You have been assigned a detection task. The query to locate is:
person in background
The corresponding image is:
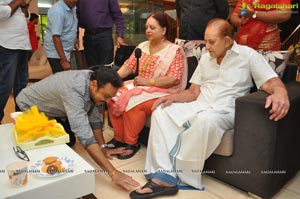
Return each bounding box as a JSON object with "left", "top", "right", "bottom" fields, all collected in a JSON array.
[
  {"left": 129, "top": 18, "right": 289, "bottom": 199},
  {"left": 0, "top": 0, "right": 32, "bottom": 123},
  {"left": 230, "top": 0, "right": 291, "bottom": 50},
  {"left": 16, "top": 67, "right": 140, "bottom": 191},
  {"left": 279, "top": 0, "right": 300, "bottom": 44},
  {"left": 77, "top": 0, "right": 127, "bottom": 67},
  {"left": 107, "top": 13, "right": 188, "bottom": 160},
  {"left": 43, "top": 0, "right": 78, "bottom": 73},
  {"left": 27, "top": 12, "right": 39, "bottom": 61},
  {"left": 176, "top": 0, "right": 229, "bottom": 40}
]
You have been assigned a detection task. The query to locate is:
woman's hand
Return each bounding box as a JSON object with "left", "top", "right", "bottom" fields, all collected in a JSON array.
[
  {"left": 240, "top": 15, "right": 250, "bottom": 26},
  {"left": 133, "top": 76, "right": 149, "bottom": 86},
  {"left": 111, "top": 171, "right": 140, "bottom": 191}
]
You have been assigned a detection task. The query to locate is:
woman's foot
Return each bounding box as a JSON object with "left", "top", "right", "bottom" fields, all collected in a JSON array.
[
  {"left": 106, "top": 138, "right": 124, "bottom": 149},
  {"left": 117, "top": 143, "right": 140, "bottom": 160}
]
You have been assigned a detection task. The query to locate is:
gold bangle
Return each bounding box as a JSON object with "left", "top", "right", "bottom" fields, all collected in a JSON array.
[{"left": 149, "top": 78, "right": 155, "bottom": 86}]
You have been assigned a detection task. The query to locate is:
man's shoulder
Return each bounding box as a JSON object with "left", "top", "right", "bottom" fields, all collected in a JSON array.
[
  {"left": 237, "top": 44, "right": 255, "bottom": 52},
  {"left": 200, "top": 51, "right": 211, "bottom": 60},
  {"left": 48, "top": 2, "right": 67, "bottom": 15},
  {"left": 41, "top": 71, "right": 90, "bottom": 93},
  {"left": 233, "top": 43, "right": 258, "bottom": 58}
]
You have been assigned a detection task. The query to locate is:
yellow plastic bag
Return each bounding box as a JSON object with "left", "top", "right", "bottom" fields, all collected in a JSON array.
[{"left": 15, "top": 105, "right": 67, "bottom": 142}]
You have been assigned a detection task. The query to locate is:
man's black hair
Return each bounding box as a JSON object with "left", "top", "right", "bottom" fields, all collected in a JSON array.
[{"left": 90, "top": 66, "right": 123, "bottom": 89}]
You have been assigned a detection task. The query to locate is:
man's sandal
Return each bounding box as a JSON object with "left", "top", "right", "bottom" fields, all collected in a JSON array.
[
  {"left": 117, "top": 143, "right": 140, "bottom": 160},
  {"left": 129, "top": 179, "right": 178, "bottom": 199}
]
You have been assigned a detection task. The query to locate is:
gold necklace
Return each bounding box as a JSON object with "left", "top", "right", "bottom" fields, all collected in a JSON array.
[{"left": 141, "top": 55, "right": 152, "bottom": 77}]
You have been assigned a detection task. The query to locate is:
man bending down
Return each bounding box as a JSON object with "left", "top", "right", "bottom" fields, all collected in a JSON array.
[{"left": 16, "top": 67, "right": 140, "bottom": 191}]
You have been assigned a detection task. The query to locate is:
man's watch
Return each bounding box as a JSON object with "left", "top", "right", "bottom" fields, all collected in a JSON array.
[
  {"left": 101, "top": 144, "right": 108, "bottom": 148},
  {"left": 252, "top": 11, "right": 257, "bottom": 19}
]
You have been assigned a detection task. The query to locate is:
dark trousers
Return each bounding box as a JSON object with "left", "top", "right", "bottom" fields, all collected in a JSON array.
[
  {"left": 55, "top": 117, "right": 76, "bottom": 147},
  {"left": 48, "top": 58, "right": 63, "bottom": 74},
  {"left": 0, "top": 46, "right": 28, "bottom": 122},
  {"left": 83, "top": 28, "right": 114, "bottom": 67}
]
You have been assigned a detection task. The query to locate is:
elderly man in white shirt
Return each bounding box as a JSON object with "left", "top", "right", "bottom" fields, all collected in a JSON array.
[
  {"left": 129, "top": 18, "right": 290, "bottom": 199},
  {"left": 0, "top": 0, "right": 32, "bottom": 123}
]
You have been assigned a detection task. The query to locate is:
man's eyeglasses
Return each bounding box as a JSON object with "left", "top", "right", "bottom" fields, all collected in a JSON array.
[{"left": 13, "top": 146, "right": 30, "bottom": 161}]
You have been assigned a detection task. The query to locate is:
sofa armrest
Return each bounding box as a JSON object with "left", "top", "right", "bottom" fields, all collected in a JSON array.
[
  {"left": 234, "top": 81, "right": 300, "bottom": 169},
  {"left": 232, "top": 81, "right": 300, "bottom": 197}
]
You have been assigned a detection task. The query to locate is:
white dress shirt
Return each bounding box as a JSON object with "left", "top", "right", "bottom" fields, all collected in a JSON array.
[{"left": 190, "top": 41, "right": 277, "bottom": 113}]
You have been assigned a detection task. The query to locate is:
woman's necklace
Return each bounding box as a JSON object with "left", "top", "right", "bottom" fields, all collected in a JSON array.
[
  {"left": 141, "top": 40, "right": 168, "bottom": 77},
  {"left": 141, "top": 54, "right": 152, "bottom": 77}
]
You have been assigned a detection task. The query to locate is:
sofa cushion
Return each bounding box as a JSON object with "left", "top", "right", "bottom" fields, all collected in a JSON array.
[
  {"left": 258, "top": 50, "right": 293, "bottom": 78},
  {"left": 175, "top": 38, "right": 207, "bottom": 88},
  {"left": 175, "top": 38, "right": 207, "bottom": 60},
  {"left": 213, "top": 129, "right": 234, "bottom": 156}
]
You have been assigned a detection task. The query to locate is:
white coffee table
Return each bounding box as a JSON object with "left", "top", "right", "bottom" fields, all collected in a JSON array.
[{"left": 0, "top": 123, "right": 95, "bottom": 199}]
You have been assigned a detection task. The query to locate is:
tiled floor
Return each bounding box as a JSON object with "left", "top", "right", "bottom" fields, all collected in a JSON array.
[{"left": 2, "top": 95, "right": 300, "bottom": 199}]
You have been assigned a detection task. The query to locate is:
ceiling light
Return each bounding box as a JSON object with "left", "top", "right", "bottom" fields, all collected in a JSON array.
[{"left": 38, "top": 3, "right": 52, "bottom": 8}]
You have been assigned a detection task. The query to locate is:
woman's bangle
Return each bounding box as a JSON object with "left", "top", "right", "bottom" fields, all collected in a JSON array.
[{"left": 149, "top": 78, "right": 155, "bottom": 86}]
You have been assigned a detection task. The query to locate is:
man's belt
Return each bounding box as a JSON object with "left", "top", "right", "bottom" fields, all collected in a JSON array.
[{"left": 85, "top": 27, "right": 112, "bottom": 34}]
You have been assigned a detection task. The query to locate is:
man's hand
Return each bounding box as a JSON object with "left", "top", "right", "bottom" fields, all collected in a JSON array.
[
  {"left": 103, "top": 147, "right": 125, "bottom": 160},
  {"left": 75, "top": 39, "right": 80, "bottom": 50},
  {"left": 116, "top": 37, "right": 126, "bottom": 48},
  {"left": 60, "top": 58, "right": 71, "bottom": 71},
  {"left": 265, "top": 87, "right": 290, "bottom": 121},
  {"left": 151, "top": 95, "right": 175, "bottom": 111},
  {"left": 111, "top": 170, "right": 140, "bottom": 191}
]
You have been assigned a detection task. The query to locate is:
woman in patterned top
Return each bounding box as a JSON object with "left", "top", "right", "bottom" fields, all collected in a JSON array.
[{"left": 107, "top": 13, "right": 188, "bottom": 160}]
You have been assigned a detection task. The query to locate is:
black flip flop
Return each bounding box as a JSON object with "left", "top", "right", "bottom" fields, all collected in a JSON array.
[
  {"left": 117, "top": 143, "right": 140, "bottom": 160},
  {"left": 106, "top": 138, "right": 124, "bottom": 149},
  {"left": 129, "top": 180, "right": 178, "bottom": 199}
]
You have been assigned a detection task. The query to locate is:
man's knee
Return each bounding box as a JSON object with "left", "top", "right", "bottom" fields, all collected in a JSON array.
[{"left": 151, "top": 106, "right": 165, "bottom": 120}]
